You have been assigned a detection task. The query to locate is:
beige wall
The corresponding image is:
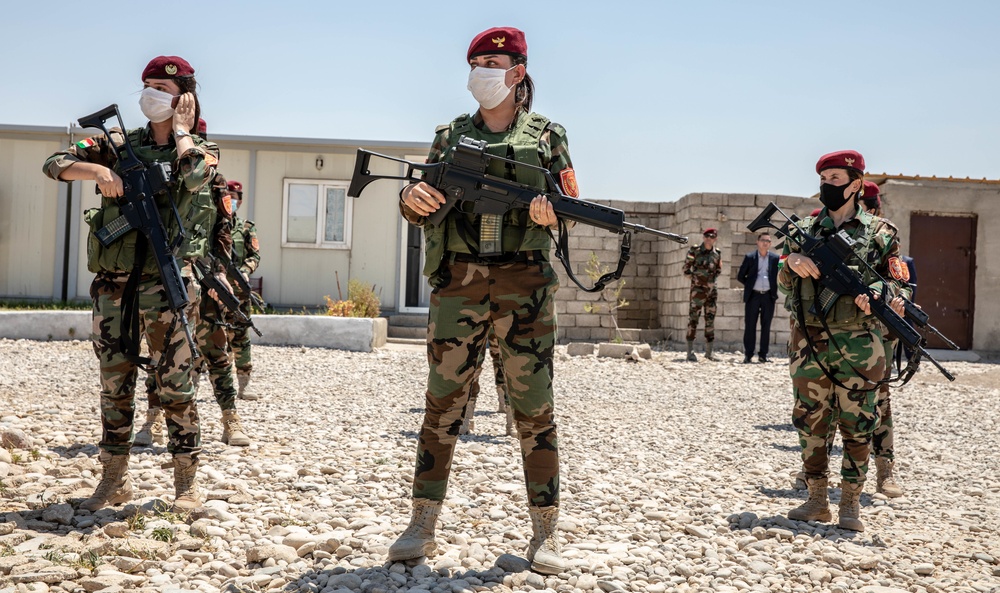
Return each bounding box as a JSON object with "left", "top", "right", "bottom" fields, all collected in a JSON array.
[
  {"left": 0, "top": 133, "right": 63, "bottom": 298},
  {"left": 880, "top": 178, "right": 1000, "bottom": 350}
]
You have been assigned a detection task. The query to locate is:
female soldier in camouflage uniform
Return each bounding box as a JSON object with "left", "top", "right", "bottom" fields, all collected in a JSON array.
[
  {"left": 42, "top": 56, "right": 220, "bottom": 512},
  {"left": 780, "top": 151, "right": 910, "bottom": 531},
  {"left": 389, "top": 26, "right": 573, "bottom": 575}
]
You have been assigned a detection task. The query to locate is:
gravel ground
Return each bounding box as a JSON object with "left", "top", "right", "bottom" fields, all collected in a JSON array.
[{"left": 0, "top": 338, "right": 998, "bottom": 593}]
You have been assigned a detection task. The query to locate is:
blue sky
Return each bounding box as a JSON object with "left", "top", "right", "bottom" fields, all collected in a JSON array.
[{"left": 4, "top": 1, "right": 998, "bottom": 201}]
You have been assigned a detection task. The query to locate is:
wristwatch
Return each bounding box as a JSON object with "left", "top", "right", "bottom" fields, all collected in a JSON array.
[{"left": 174, "top": 129, "right": 190, "bottom": 138}]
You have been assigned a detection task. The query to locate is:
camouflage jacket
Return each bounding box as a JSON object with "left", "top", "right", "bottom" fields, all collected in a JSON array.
[
  {"left": 778, "top": 206, "right": 912, "bottom": 328},
  {"left": 683, "top": 244, "right": 722, "bottom": 286},
  {"left": 230, "top": 215, "right": 260, "bottom": 276}
]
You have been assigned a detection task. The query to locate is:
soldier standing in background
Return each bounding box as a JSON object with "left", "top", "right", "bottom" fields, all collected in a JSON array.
[
  {"left": 226, "top": 181, "right": 262, "bottom": 401},
  {"left": 683, "top": 228, "right": 722, "bottom": 361},
  {"left": 42, "top": 56, "right": 217, "bottom": 512}
]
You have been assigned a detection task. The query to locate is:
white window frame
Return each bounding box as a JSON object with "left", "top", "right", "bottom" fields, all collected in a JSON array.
[{"left": 281, "top": 178, "right": 353, "bottom": 249}]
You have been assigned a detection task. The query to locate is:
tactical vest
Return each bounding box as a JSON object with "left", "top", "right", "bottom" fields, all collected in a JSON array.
[
  {"left": 231, "top": 216, "right": 250, "bottom": 267},
  {"left": 83, "top": 128, "right": 216, "bottom": 275},
  {"left": 422, "top": 112, "right": 553, "bottom": 280},
  {"left": 794, "top": 212, "right": 882, "bottom": 328}
]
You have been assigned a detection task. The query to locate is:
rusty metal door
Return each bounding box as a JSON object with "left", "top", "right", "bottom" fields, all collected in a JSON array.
[{"left": 909, "top": 214, "right": 976, "bottom": 349}]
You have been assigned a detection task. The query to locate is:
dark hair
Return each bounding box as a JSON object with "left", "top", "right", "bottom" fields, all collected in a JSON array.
[
  {"left": 512, "top": 55, "right": 533, "bottom": 113},
  {"left": 175, "top": 76, "right": 201, "bottom": 134},
  {"left": 757, "top": 232, "right": 771, "bottom": 240}
]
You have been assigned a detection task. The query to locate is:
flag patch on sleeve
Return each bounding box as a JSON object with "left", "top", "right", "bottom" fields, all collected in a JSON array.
[{"left": 75, "top": 137, "right": 97, "bottom": 150}]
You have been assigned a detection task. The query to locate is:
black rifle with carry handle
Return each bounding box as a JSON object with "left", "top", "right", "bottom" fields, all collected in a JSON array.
[
  {"left": 225, "top": 252, "right": 267, "bottom": 312},
  {"left": 748, "top": 202, "right": 956, "bottom": 385},
  {"left": 193, "top": 258, "right": 263, "bottom": 337},
  {"left": 78, "top": 104, "right": 198, "bottom": 365},
  {"left": 347, "top": 136, "right": 688, "bottom": 292}
]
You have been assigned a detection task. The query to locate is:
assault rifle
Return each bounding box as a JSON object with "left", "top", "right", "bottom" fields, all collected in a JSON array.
[
  {"left": 194, "top": 259, "right": 263, "bottom": 337},
  {"left": 748, "top": 202, "right": 955, "bottom": 384},
  {"left": 78, "top": 104, "right": 198, "bottom": 363},
  {"left": 226, "top": 254, "right": 267, "bottom": 312},
  {"left": 347, "top": 136, "right": 688, "bottom": 292}
]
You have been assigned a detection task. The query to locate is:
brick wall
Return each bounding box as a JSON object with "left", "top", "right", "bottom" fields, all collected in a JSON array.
[{"left": 553, "top": 193, "right": 821, "bottom": 352}]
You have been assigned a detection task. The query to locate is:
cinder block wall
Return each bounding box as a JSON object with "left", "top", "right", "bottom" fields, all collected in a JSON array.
[{"left": 554, "top": 193, "right": 820, "bottom": 352}]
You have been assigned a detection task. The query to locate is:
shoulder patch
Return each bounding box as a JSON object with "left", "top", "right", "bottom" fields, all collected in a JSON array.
[
  {"left": 222, "top": 195, "right": 233, "bottom": 217},
  {"left": 75, "top": 137, "right": 97, "bottom": 150},
  {"left": 204, "top": 153, "right": 219, "bottom": 167},
  {"left": 888, "top": 256, "right": 910, "bottom": 282},
  {"left": 250, "top": 237, "right": 259, "bottom": 251},
  {"left": 559, "top": 168, "right": 580, "bottom": 198}
]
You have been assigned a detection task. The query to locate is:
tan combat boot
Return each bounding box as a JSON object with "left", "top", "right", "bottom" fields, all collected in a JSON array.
[
  {"left": 133, "top": 408, "right": 165, "bottom": 447},
  {"left": 875, "top": 457, "right": 903, "bottom": 498},
  {"left": 792, "top": 470, "right": 808, "bottom": 490},
  {"left": 387, "top": 498, "right": 442, "bottom": 561},
  {"left": 497, "top": 389, "right": 508, "bottom": 414},
  {"left": 788, "top": 476, "right": 832, "bottom": 522},
  {"left": 80, "top": 452, "right": 133, "bottom": 512},
  {"left": 686, "top": 340, "right": 697, "bottom": 362},
  {"left": 237, "top": 373, "right": 260, "bottom": 400},
  {"left": 527, "top": 505, "right": 565, "bottom": 575},
  {"left": 170, "top": 455, "right": 202, "bottom": 512},
  {"left": 221, "top": 409, "right": 251, "bottom": 446},
  {"left": 705, "top": 342, "right": 719, "bottom": 361},
  {"left": 838, "top": 481, "right": 865, "bottom": 531}
]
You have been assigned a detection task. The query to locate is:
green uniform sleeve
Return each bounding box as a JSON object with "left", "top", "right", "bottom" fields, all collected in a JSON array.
[
  {"left": 240, "top": 221, "right": 261, "bottom": 275},
  {"left": 682, "top": 247, "right": 695, "bottom": 276},
  {"left": 398, "top": 126, "right": 451, "bottom": 227},
  {"left": 176, "top": 140, "right": 220, "bottom": 194},
  {"left": 541, "top": 122, "right": 573, "bottom": 179},
  {"left": 42, "top": 129, "right": 125, "bottom": 180}
]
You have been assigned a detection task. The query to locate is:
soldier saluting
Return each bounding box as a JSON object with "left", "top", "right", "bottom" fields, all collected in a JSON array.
[{"left": 42, "top": 56, "right": 221, "bottom": 512}]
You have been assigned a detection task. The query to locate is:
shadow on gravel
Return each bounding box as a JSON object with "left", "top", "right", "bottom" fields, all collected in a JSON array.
[
  {"left": 397, "top": 429, "right": 508, "bottom": 445},
  {"left": 753, "top": 423, "right": 796, "bottom": 432},
  {"left": 277, "top": 555, "right": 534, "bottom": 592}
]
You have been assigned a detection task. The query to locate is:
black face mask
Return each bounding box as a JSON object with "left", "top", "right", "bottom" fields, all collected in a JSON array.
[{"left": 819, "top": 181, "right": 855, "bottom": 211}]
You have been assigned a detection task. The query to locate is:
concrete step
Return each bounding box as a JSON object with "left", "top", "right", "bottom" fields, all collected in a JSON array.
[
  {"left": 388, "top": 325, "right": 427, "bottom": 340},
  {"left": 386, "top": 314, "right": 428, "bottom": 328}
]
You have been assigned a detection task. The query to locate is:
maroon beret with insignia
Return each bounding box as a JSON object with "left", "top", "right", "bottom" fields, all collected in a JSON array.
[
  {"left": 810, "top": 208, "right": 823, "bottom": 217},
  {"left": 703, "top": 228, "right": 718, "bottom": 237},
  {"left": 227, "top": 180, "right": 243, "bottom": 194},
  {"left": 467, "top": 27, "right": 527, "bottom": 62},
  {"left": 196, "top": 118, "right": 207, "bottom": 135},
  {"left": 815, "top": 150, "right": 865, "bottom": 174},
  {"left": 142, "top": 56, "right": 195, "bottom": 81}
]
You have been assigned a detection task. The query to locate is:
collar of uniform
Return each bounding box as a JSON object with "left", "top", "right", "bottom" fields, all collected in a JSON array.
[
  {"left": 472, "top": 109, "right": 524, "bottom": 133},
  {"left": 141, "top": 123, "right": 177, "bottom": 149}
]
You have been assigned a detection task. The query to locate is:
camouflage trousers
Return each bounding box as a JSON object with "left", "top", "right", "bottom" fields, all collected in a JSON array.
[
  {"left": 467, "top": 327, "right": 508, "bottom": 411},
  {"left": 90, "top": 273, "right": 202, "bottom": 457},
  {"left": 823, "top": 339, "right": 896, "bottom": 461},
  {"left": 414, "top": 259, "right": 559, "bottom": 506},
  {"left": 790, "top": 322, "right": 885, "bottom": 484},
  {"left": 686, "top": 283, "right": 718, "bottom": 342},
  {"left": 225, "top": 298, "right": 253, "bottom": 375},
  {"left": 146, "top": 295, "right": 237, "bottom": 411}
]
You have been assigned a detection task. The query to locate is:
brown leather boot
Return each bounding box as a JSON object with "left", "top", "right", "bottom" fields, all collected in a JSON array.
[
  {"left": 221, "top": 409, "right": 251, "bottom": 446},
  {"left": 80, "top": 452, "right": 133, "bottom": 512},
  {"left": 388, "top": 498, "right": 442, "bottom": 561},
  {"left": 527, "top": 505, "right": 565, "bottom": 575},
  {"left": 133, "top": 408, "right": 165, "bottom": 447},
  {"left": 170, "top": 455, "right": 202, "bottom": 512},
  {"left": 788, "top": 476, "right": 832, "bottom": 522},
  {"left": 838, "top": 481, "right": 865, "bottom": 531},
  {"left": 875, "top": 457, "right": 903, "bottom": 498}
]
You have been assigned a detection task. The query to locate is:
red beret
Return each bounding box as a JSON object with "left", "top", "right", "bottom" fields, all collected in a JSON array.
[
  {"left": 467, "top": 27, "right": 527, "bottom": 62},
  {"left": 196, "top": 118, "right": 207, "bottom": 135},
  {"left": 703, "top": 228, "right": 718, "bottom": 237},
  {"left": 227, "top": 181, "right": 243, "bottom": 194},
  {"left": 816, "top": 150, "right": 865, "bottom": 174},
  {"left": 142, "top": 56, "right": 195, "bottom": 81},
  {"left": 862, "top": 180, "right": 880, "bottom": 198},
  {"left": 810, "top": 208, "right": 823, "bottom": 217}
]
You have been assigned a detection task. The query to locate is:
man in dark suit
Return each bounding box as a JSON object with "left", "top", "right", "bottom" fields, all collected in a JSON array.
[{"left": 737, "top": 232, "right": 780, "bottom": 363}]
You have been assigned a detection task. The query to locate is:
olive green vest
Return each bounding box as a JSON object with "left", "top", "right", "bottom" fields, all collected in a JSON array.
[
  {"left": 83, "top": 128, "right": 216, "bottom": 275},
  {"left": 422, "top": 112, "right": 553, "bottom": 280},
  {"left": 794, "top": 211, "right": 881, "bottom": 328},
  {"left": 231, "top": 216, "right": 248, "bottom": 266}
]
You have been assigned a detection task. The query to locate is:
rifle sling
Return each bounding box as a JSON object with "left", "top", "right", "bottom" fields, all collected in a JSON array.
[
  {"left": 548, "top": 220, "right": 631, "bottom": 293},
  {"left": 119, "top": 238, "right": 156, "bottom": 369}
]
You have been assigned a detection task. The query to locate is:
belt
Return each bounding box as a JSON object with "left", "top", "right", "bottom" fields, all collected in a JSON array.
[
  {"left": 753, "top": 289, "right": 770, "bottom": 295},
  {"left": 450, "top": 251, "right": 540, "bottom": 265}
]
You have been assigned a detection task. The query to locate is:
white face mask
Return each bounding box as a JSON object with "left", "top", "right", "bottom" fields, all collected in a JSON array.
[
  {"left": 467, "top": 66, "right": 515, "bottom": 110},
  {"left": 139, "top": 87, "right": 176, "bottom": 123}
]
